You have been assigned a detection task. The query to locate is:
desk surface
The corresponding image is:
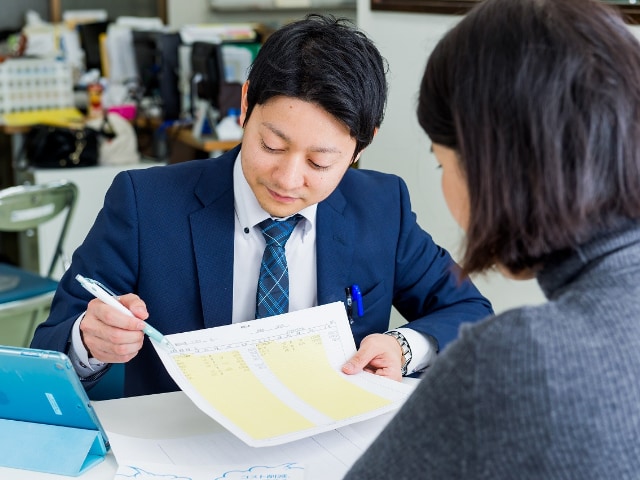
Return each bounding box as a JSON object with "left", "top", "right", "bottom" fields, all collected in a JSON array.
[
  {"left": 1, "top": 124, "right": 31, "bottom": 135},
  {"left": 170, "top": 127, "right": 240, "bottom": 153},
  {"left": 1, "top": 380, "right": 419, "bottom": 479}
]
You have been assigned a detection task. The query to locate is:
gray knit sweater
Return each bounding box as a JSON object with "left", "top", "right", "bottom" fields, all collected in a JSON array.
[{"left": 345, "top": 223, "right": 640, "bottom": 479}]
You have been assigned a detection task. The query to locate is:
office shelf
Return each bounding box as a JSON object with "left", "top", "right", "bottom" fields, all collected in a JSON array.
[{"left": 210, "top": 0, "right": 355, "bottom": 12}]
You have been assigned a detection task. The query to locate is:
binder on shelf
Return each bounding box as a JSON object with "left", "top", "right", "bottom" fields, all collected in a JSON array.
[
  {"left": 1, "top": 107, "right": 84, "bottom": 128},
  {"left": 0, "top": 346, "right": 109, "bottom": 476}
]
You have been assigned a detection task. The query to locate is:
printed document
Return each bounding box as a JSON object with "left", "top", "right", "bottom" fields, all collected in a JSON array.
[{"left": 152, "top": 301, "right": 413, "bottom": 447}]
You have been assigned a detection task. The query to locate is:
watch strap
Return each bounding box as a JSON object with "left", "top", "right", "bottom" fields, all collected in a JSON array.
[{"left": 385, "top": 330, "right": 412, "bottom": 376}]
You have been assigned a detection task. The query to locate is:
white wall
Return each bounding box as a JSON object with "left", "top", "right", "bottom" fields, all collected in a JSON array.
[
  {"left": 168, "top": 0, "right": 212, "bottom": 28},
  {"left": 357, "top": 1, "right": 546, "bottom": 316},
  {"left": 167, "top": 0, "right": 355, "bottom": 30}
]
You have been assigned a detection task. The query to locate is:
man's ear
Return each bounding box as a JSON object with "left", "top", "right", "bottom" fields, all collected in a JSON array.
[{"left": 239, "top": 81, "right": 250, "bottom": 126}]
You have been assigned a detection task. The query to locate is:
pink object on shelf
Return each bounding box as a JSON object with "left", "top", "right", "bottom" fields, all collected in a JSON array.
[{"left": 107, "top": 104, "right": 137, "bottom": 121}]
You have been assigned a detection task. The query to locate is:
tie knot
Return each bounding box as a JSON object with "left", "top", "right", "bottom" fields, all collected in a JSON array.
[{"left": 258, "top": 214, "right": 302, "bottom": 247}]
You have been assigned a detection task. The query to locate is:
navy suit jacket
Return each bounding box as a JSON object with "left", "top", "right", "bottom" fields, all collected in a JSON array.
[{"left": 32, "top": 146, "right": 492, "bottom": 396}]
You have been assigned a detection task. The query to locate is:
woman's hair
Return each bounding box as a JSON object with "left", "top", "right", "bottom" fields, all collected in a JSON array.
[
  {"left": 418, "top": 0, "right": 640, "bottom": 276},
  {"left": 245, "top": 14, "right": 388, "bottom": 160}
]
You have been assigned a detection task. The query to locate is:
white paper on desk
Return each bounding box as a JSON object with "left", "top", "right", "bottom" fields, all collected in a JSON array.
[
  {"left": 152, "top": 302, "right": 413, "bottom": 447},
  {"left": 108, "top": 410, "right": 400, "bottom": 480}
]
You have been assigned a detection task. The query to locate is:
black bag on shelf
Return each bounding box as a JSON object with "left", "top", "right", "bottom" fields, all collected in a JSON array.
[{"left": 24, "top": 124, "right": 100, "bottom": 169}]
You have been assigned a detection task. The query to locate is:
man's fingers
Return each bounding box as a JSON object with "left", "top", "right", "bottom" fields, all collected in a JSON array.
[
  {"left": 81, "top": 299, "right": 147, "bottom": 362},
  {"left": 87, "top": 298, "right": 146, "bottom": 330},
  {"left": 342, "top": 333, "right": 404, "bottom": 382},
  {"left": 82, "top": 324, "right": 145, "bottom": 363},
  {"left": 341, "top": 336, "right": 381, "bottom": 375},
  {"left": 118, "top": 294, "right": 149, "bottom": 320}
]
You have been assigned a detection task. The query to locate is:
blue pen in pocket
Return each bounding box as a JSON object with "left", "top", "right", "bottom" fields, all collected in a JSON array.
[{"left": 351, "top": 284, "right": 364, "bottom": 317}]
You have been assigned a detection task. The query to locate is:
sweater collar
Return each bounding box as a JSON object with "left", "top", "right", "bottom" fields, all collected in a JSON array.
[{"left": 537, "top": 221, "right": 640, "bottom": 299}]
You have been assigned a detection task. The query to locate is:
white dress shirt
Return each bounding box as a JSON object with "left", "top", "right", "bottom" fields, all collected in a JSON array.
[{"left": 231, "top": 152, "right": 318, "bottom": 323}]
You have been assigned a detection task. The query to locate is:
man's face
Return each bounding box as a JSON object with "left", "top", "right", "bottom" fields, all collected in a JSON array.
[{"left": 239, "top": 88, "right": 359, "bottom": 218}]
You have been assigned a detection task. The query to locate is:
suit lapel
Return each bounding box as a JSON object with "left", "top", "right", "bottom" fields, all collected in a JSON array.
[
  {"left": 316, "top": 184, "right": 356, "bottom": 305},
  {"left": 190, "top": 151, "right": 237, "bottom": 327}
]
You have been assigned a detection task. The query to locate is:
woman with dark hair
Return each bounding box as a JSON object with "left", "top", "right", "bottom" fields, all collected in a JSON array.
[{"left": 345, "top": 0, "right": 640, "bottom": 477}]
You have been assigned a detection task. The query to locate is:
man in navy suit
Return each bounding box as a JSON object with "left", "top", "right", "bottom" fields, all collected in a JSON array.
[{"left": 31, "top": 14, "right": 492, "bottom": 397}]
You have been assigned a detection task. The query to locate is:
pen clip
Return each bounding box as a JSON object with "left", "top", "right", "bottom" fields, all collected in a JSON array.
[
  {"left": 351, "top": 284, "right": 364, "bottom": 317},
  {"left": 85, "top": 277, "right": 118, "bottom": 298},
  {"left": 344, "top": 287, "right": 353, "bottom": 324}
]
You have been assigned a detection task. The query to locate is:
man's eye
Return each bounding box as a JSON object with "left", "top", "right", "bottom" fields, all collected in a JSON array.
[
  {"left": 310, "top": 161, "right": 330, "bottom": 171},
  {"left": 261, "top": 140, "right": 279, "bottom": 152}
]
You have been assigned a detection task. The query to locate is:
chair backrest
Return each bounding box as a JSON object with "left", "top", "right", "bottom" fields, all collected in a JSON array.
[{"left": 0, "top": 180, "right": 78, "bottom": 278}]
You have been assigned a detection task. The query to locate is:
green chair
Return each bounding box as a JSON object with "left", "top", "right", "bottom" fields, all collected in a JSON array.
[{"left": 0, "top": 180, "right": 77, "bottom": 347}]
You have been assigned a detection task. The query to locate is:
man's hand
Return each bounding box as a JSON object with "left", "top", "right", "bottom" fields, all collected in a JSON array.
[
  {"left": 79, "top": 294, "right": 149, "bottom": 363},
  {"left": 341, "top": 333, "right": 404, "bottom": 382}
]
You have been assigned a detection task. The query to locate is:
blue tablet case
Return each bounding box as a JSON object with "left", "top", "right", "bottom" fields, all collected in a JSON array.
[{"left": 0, "top": 345, "right": 109, "bottom": 476}]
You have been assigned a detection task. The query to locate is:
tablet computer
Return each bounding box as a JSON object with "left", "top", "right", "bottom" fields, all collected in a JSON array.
[{"left": 0, "top": 345, "right": 109, "bottom": 449}]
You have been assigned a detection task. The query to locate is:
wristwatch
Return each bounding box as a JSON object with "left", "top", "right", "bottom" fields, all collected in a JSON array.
[{"left": 385, "top": 330, "right": 412, "bottom": 376}]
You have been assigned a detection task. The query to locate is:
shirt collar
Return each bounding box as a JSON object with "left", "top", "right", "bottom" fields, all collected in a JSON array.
[{"left": 233, "top": 151, "right": 317, "bottom": 233}]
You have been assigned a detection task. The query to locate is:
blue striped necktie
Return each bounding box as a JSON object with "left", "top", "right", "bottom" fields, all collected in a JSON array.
[{"left": 255, "top": 214, "right": 302, "bottom": 319}]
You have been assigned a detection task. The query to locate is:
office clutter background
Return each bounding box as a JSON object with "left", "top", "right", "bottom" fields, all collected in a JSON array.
[
  {"left": 0, "top": 0, "right": 356, "bottom": 165},
  {"left": 0, "top": 8, "right": 267, "bottom": 164}
]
